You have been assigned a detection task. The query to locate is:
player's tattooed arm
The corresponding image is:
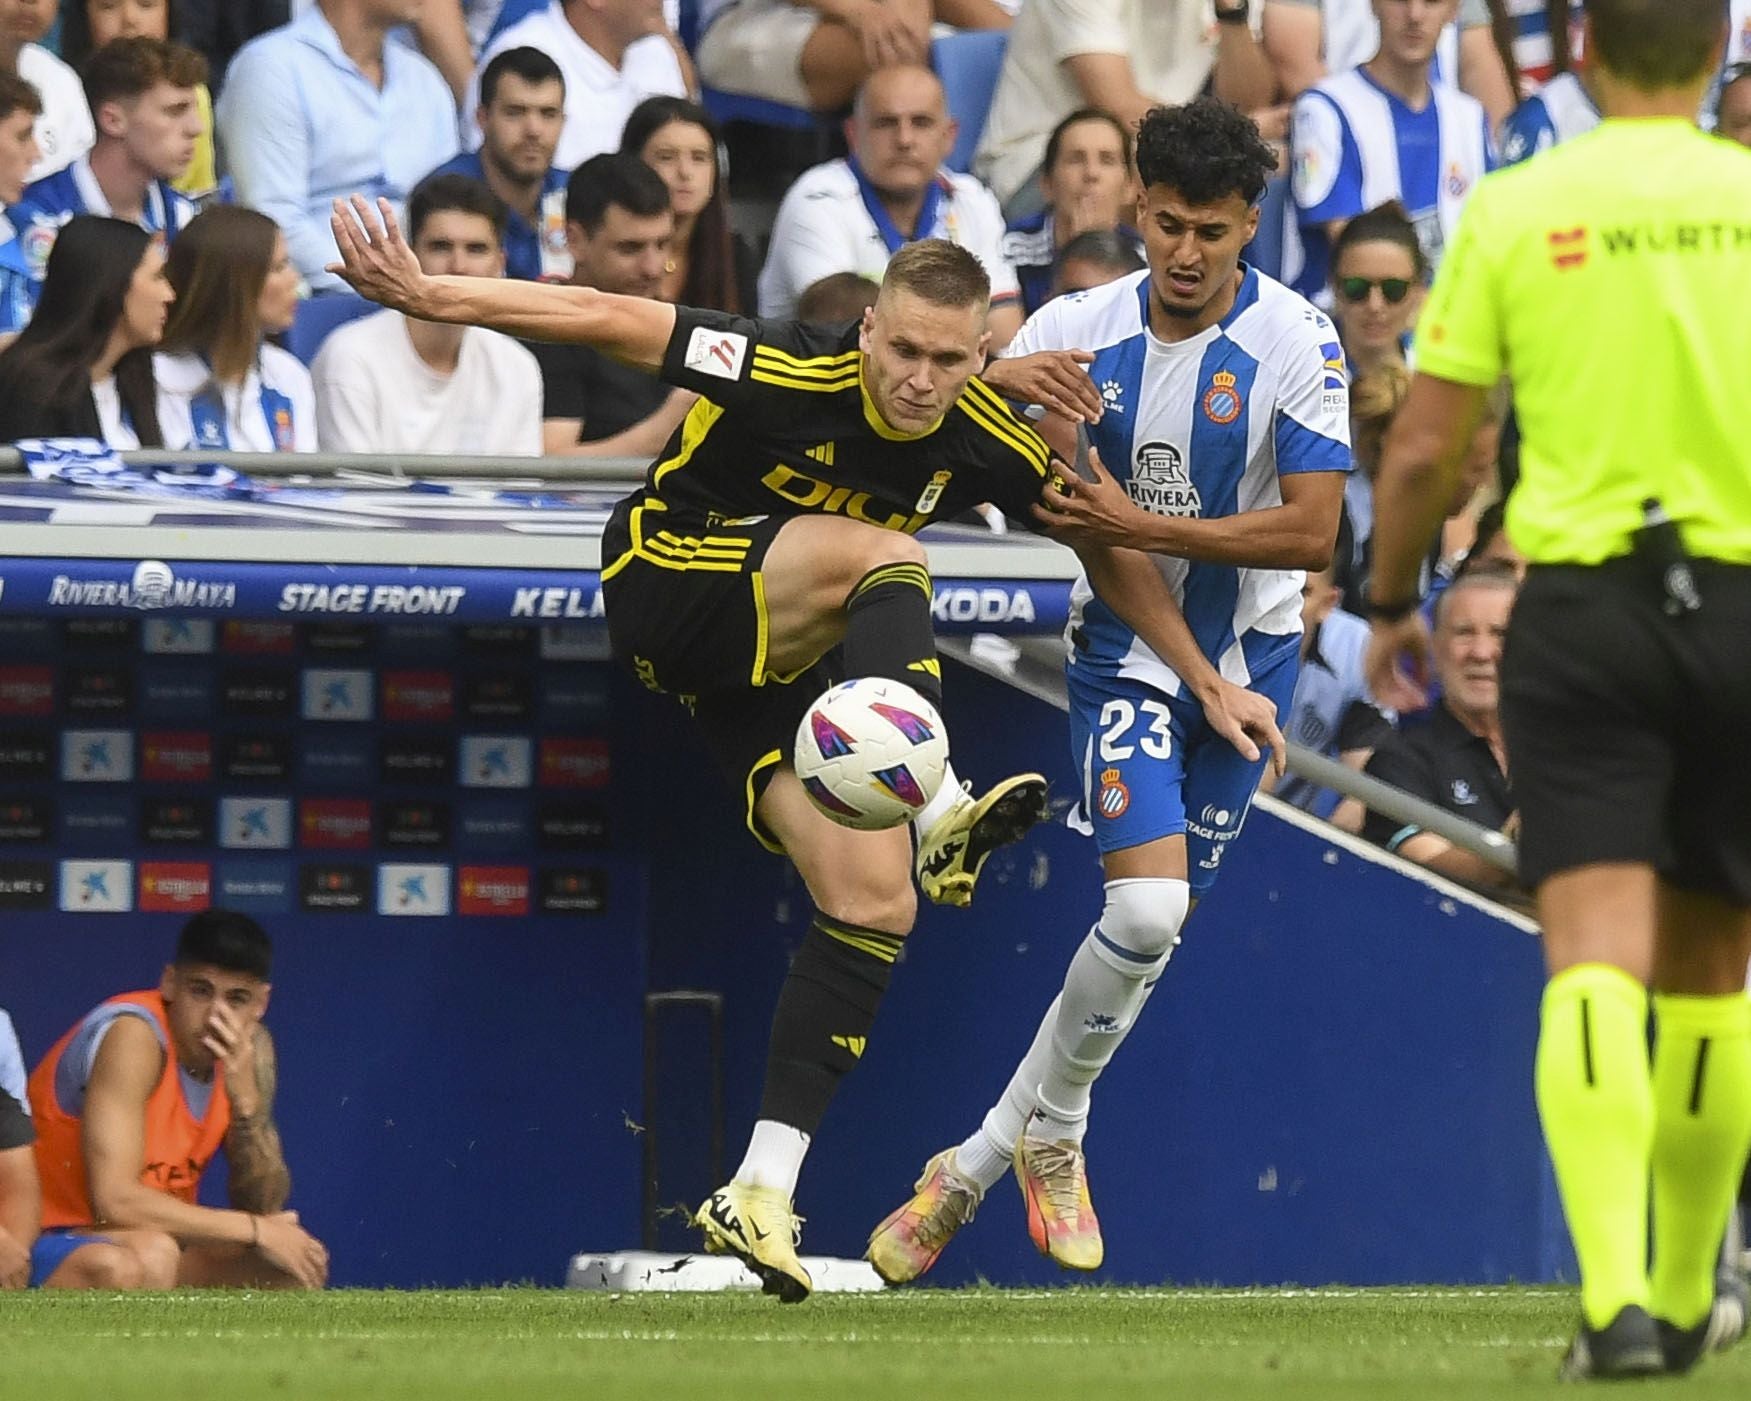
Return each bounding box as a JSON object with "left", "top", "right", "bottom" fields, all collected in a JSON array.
[{"left": 225, "top": 1026, "right": 292, "bottom": 1214}]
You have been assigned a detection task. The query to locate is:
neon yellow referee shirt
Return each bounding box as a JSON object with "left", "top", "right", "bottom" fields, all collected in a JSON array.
[{"left": 1416, "top": 118, "right": 1751, "bottom": 566}]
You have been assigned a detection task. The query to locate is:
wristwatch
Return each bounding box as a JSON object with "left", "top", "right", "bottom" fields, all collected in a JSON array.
[{"left": 1214, "top": 1, "right": 1250, "bottom": 24}]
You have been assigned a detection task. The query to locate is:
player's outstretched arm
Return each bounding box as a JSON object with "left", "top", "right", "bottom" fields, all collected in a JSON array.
[
  {"left": 1078, "top": 542, "right": 1286, "bottom": 777},
  {"left": 328, "top": 196, "right": 678, "bottom": 373}
]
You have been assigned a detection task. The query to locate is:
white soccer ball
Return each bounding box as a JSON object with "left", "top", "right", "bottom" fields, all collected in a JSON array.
[{"left": 794, "top": 678, "right": 949, "bottom": 830}]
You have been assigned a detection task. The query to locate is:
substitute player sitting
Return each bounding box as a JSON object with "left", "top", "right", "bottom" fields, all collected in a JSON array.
[
  {"left": 868, "top": 96, "right": 1350, "bottom": 1283},
  {"left": 28, "top": 910, "right": 328, "bottom": 1289},
  {"left": 330, "top": 198, "right": 1280, "bottom": 1303}
]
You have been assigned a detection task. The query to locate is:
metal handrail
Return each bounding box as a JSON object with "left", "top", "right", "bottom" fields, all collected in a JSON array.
[{"left": 939, "top": 636, "right": 1519, "bottom": 880}]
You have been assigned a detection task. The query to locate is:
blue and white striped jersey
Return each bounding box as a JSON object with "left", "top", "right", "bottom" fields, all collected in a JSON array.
[
  {"left": 1007, "top": 267, "right": 1352, "bottom": 698},
  {"left": 1286, "top": 68, "right": 1494, "bottom": 302}
]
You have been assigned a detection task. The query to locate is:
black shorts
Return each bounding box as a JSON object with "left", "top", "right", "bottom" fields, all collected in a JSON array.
[
  {"left": 602, "top": 501, "right": 836, "bottom": 851},
  {"left": 1501, "top": 558, "right": 1751, "bottom": 902}
]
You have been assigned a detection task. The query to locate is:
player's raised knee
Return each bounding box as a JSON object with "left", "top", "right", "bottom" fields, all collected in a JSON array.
[
  {"left": 1097, "top": 878, "right": 1191, "bottom": 972},
  {"left": 825, "top": 880, "right": 917, "bottom": 940}
]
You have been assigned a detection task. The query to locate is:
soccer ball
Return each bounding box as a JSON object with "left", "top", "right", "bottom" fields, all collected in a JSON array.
[{"left": 794, "top": 678, "right": 949, "bottom": 830}]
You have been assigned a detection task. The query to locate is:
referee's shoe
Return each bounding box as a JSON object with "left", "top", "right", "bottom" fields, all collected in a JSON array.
[{"left": 915, "top": 774, "right": 1050, "bottom": 908}]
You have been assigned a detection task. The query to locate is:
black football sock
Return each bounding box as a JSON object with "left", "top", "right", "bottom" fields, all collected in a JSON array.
[
  {"left": 757, "top": 913, "right": 902, "bottom": 1135},
  {"left": 842, "top": 561, "right": 942, "bottom": 708}
]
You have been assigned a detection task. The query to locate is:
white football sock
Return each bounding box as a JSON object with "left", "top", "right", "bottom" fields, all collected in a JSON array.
[
  {"left": 954, "top": 998, "right": 1062, "bottom": 1191},
  {"left": 1032, "top": 880, "right": 1189, "bottom": 1137},
  {"left": 735, "top": 1119, "right": 810, "bottom": 1198},
  {"left": 914, "top": 759, "right": 964, "bottom": 835}
]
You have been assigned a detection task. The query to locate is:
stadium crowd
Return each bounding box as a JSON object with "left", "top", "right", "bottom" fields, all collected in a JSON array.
[{"left": 0, "top": 0, "right": 1746, "bottom": 877}]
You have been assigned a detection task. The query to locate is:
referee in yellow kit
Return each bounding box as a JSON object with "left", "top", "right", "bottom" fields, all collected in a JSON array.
[{"left": 1362, "top": 0, "right": 1751, "bottom": 1381}]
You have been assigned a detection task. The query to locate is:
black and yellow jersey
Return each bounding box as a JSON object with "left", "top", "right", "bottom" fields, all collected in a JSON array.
[{"left": 602, "top": 305, "right": 1053, "bottom": 565}]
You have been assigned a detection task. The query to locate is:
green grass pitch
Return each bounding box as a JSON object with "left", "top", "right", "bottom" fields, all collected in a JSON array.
[{"left": 5, "top": 1286, "right": 1748, "bottom": 1400}]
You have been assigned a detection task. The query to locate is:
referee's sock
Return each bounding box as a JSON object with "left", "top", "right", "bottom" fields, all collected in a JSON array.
[
  {"left": 842, "top": 561, "right": 943, "bottom": 710},
  {"left": 1536, "top": 963, "right": 1654, "bottom": 1330},
  {"left": 1650, "top": 992, "right": 1751, "bottom": 1331},
  {"left": 740, "top": 913, "right": 902, "bottom": 1195}
]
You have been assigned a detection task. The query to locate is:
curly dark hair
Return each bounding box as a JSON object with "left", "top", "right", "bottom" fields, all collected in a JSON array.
[{"left": 1134, "top": 96, "right": 1277, "bottom": 208}]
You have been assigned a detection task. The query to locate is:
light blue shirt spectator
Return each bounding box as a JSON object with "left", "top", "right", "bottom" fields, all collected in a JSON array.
[{"left": 217, "top": 5, "right": 459, "bottom": 292}]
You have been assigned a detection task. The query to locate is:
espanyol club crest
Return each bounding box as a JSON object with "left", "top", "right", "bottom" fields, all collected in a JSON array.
[
  {"left": 1202, "top": 369, "right": 1243, "bottom": 425},
  {"left": 1445, "top": 162, "right": 1470, "bottom": 199},
  {"left": 1097, "top": 767, "right": 1129, "bottom": 818}
]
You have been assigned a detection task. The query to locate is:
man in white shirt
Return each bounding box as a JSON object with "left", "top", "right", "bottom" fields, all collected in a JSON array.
[
  {"left": 759, "top": 64, "right": 1022, "bottom": 346},
  {"left": 313, "top": 173, "right": 542, "bottom": 455},
  {"left": 695, "top": 0, "right": 1012, "bottom": 113},
  {"left": 465, "top": 0, "right": 686, "bottom": 172},
  {"left": 219, "top": 1, "right": 459, "bottom": 292},
  {"left": 974, "top": 0, "right": 1276, "bottom": 211},
  {"left": 0, "top": 0, "right": 94, "bottom": 180}
]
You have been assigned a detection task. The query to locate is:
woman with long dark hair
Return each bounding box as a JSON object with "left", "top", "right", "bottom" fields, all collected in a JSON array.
[
  {"left": 154, "top": 205, "right": 311, "bottom": 452},
  {"left": 1327, "top": 202, "right": 1428, "bottom": 384},
  {"left": 59, "top": 0, "right": 216, "bottom": 198},
  {"left": 620, "top": 96, "right": 754, "bottom": 313},
  {"left": 0, "top": 215, "right": 171, "bottom": 445}
]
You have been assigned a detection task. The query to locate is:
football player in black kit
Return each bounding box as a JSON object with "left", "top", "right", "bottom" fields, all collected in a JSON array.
[{"left": 330, "top": 195, "right": 1280, "bottom": 1302}]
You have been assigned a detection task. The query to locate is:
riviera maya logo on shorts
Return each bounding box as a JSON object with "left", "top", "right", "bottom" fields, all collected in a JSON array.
[{"left": 48, "top": 560, "right": 236, "bottom": 611}]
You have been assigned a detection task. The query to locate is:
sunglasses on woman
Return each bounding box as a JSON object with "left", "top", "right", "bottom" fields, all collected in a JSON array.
[{"left": 1338, "top": 276, "right": 1413, "bottom": 305}]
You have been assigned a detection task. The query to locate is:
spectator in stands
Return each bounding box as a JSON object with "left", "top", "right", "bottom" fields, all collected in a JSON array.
[
  {"left": 1261, "top": 0, "right": 1513, "bottom": 122},
  {"left": 529, "top": 152, "right": 694, "bottom": 455},
  {"left": 1332, "top": 358, "right": 1409, "bottom": 615},
  {"left": 0, "top": 217, "right": 169, "bottom": 445},
  {"left": 1052, "top": 226, "right": 1145, "bottom": 298},
  {"left": 0, "top": 0, "right": 93, "bottom": 178},
  {"left": 1483, "top": 0, "right": 1581, "bottom": 99},
  {"left": 621, "top": 95, "right": 751, "bottom": 313},
  {"left": 760, "top": 65, "right": 1022, "bottom": 344},
  {"left": 1328, "top": 202, "right": 1425, "bottom": 382},
  {"left": 314, "top": 174, "right": 541, "bottom": 455},
  {"left": 429, "top": 46, "right": 570, "bottom": 283},
  {"left": 0, "top": 73, "right": 40, "bottom": 336},
  {"left": 218, "top": 0, "right": 458, "bottom": 293},
  {"left": 14, "top": 37, "right": 202, "bottom": 298},
  {"left": 172, "top": 0, "right": 283, "bottom": 95},
  {"left": 466, "top": 0, "right": 686, "bottom": 173},
  {"left": 154, "top": 206, "right": 312, "bottom": 453},
  {"left": 1455, "top": 498, "right": 1525, "bottom": 584},
  {"left": 795, "top": 270, "right": 879, "bottom": 322},
  {"left": 975, "top": 0, "right": 1275, "bottom": 213},
  {"left": 1287, "top": 0, "right": 1495, "bottom": 305},
  {"left": 1269, "top": 562, "right": 1393, "bottom": 828},
  {"left": 58, "top": 0, "right": 215, "bottom": 197},
  {"left": 1001, "top": 108, "right": 1139, "bottom": 317},
  {"left": 1362, "top": 567, "right": 1518, "bottom": 896},
  {"left": 1718, "top": 63, "right": 1751, "bottom": 148},
  {"left": 28, "top": 911, "right": 329, "bottom": 1289},
  {"left": 695, "top": 0, "right": 1011, "bottom": 115}
]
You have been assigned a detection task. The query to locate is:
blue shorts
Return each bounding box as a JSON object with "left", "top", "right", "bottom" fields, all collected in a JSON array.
[
  {"left": 1067, "top": 642, "right": 1300, "bottom": 897},
  {"left": 28, "top": 1228, "right": 112, "bottom": 1287}
]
